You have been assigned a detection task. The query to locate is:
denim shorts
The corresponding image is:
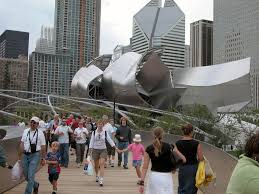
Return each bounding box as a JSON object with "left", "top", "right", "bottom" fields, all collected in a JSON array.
[{"left": 132, "top": 160, "right": 142, "bottom": 167}]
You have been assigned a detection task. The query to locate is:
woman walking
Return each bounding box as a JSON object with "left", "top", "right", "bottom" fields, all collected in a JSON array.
[
  {"left": 115, "top": 117, "right": 132, "bottom": 169},
  {"left": 89, "top": 120, "right": 117, "bottom": 187},
  {"left": 139, "top": 127, "right": 186, "bottom": 194},
  {"left": 176, "top": 124, "right": 204, "bottom": 194}
]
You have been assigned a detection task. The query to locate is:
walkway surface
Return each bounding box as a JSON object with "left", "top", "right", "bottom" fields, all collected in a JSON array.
[
  {"left": 2, "top": 130, "right": 236, "bottom": 194},
  {"left": 5, "top": 153, "right": 184, "bottom": 194}
]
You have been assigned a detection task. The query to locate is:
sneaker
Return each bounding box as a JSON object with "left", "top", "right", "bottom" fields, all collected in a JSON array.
[
  {"left": 33, "top": 183, "right": 39, "bottom": 194},
  {"left": 52, "top": 192, "right": 57, "bottom": 194},
  {"left": 123, "top": 165, "right": 128, "bottom": 169},
  {"left": 118, "top": 161, "right": 121, "bottom": 167},
  {"left": 111, "top": 162, "right": 114, "bottom": 167},
  {"left": 77, "top": 163, "right": 80, "bottom": 168},
  {"left": 96, "top": 176, "right": 99, "bottom": 182},
  {"left": 99, "top": 177, "right": 103, "bottom": 187}
]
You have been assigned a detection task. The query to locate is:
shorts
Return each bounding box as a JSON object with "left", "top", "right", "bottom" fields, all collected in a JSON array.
[
  {"left": 132, "top": 160, "right": 142, "bottom": 167},
  {"left": 106, "top": 143, "right": 115, "bottom": 156},
  {"left": 92, "top": 149, "right": 107, "bottom": 160},
  {"left": 48, "top": 173, "right": 59, "bottom": 183}
]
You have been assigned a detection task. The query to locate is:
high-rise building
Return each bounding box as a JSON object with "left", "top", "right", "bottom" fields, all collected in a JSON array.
[
  {"left": 190, "top": 20, "right": 213, "bottom": 67},
  {"left": 0, "top": 30, "right": 29, "bottom": 59},
  {"left": 131, "top": 0, "right": 185, "bottom": 70},
  {"left": 112, "top": 45, "right": 132, "bottom": 61},
  {"left": 35, "top": 26, "right": 54, "bottom": 54},
  {"left": 184, "top": 45, "right": 191, "bottom": 68},
  {"left": 30, "top": 0, "right": 101, "bottom": 98},
  {"left": 29, "top": 52, "right": 73, "bottom": 100},
  {"left": 213, "top": 0, "right": 259, "bottom": 108},
  {"left": 54, "top": 0, "right": 101, "bottom": 68},
  {"left": 0, "top": 56, "right": 28, "bottom": 108}
]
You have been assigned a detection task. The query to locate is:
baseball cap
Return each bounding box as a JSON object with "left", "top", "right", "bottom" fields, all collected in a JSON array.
[{"left": 30, "top": 116, "right": 40, "bottom": 123}]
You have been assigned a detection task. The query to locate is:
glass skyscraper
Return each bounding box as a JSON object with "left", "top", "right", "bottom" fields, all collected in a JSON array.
[
  {"left": 54, "top": 0, "right": 101, "bottom": 68},
  {"left": 190, "top": 20, "right": 213, "bottom": 67},
  {"left": 213, "top": 0, "right": 259, "bottom": 108},
  {"left": 131, "top": 0, "right": 185, "bottom": 70}
]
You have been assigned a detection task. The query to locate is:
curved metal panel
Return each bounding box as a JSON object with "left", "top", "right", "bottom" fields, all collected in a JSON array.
[
  {"left": 103, "top": 52, "right": 145, "bottom": 104},
  {"left": 71, "top": 65, "right": 103, "bottom": 97},
  {"left": 173, "top": 58, "right": 251, "bottom": 86}
]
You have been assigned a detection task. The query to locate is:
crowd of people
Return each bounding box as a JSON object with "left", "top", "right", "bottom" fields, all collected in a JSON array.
[{"left": 1, "top": 112, "right": 257, "bottom": 194}]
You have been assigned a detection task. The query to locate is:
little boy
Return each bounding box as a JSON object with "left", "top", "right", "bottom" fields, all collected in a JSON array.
[
  {"left": 45, "top": 141, "right": 61, "bottom": 194},
  {"left": 119, "top": 134, "right": 145, "bottom": 184}
]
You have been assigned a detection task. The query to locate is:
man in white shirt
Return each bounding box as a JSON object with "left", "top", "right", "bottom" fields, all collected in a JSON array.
[
  {"left": 74, "top": 121, "right": 89, "bottom": 167},
  {"left": 102, "top": 115, "right": 116, "bottom": 167},
  {"left": 18, "top": 116, "right": 46, "bottom": 194},
  {"left": 54, "top": 119, "right": 73, "bottom": 168}
]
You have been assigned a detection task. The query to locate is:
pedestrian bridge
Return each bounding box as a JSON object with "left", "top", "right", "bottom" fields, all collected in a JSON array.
[{"left": 0, "top": 128, "right": 237, "bottom": 194}]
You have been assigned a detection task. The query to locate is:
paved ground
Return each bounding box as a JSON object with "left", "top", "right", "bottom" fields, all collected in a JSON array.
[
  {"left": 5, "top": 153, "right": 183, "bottom": 194},
  {"left": 2, "top": 130, "right": 236, "bottom": 194}
]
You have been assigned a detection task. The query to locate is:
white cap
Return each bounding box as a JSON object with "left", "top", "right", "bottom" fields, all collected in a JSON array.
[
  {"left": 133, "top": 134, "right": 142, "bottom": 142},
  {"left": 30, "top": 116, "right": 40, "bottom": 123}
]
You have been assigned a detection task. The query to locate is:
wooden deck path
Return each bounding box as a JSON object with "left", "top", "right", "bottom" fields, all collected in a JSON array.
[{"left": 5, "top": 153, "right": 185, "bottom": 194}]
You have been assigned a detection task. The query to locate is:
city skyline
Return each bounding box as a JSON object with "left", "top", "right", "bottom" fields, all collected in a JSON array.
[{"left": 0, "top": 0, "right": 213, "bottom": 55}]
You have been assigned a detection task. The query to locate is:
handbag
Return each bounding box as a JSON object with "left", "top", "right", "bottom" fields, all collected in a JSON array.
[{"left": 170, "top": 144, "right": 183, "bottom": 170}]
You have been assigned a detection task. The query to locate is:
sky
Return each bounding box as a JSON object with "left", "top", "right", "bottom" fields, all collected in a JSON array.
[{"left": 0, "top": 0, "right": 213, "bottom": 55}]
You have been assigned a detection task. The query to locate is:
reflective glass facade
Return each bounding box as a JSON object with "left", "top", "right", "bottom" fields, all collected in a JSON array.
[
  {"left": 213, "top": 0, "right": 259, "bottom": 108},
  {"left": 0, "top": 30, "right": 29, "bottom": 59}
]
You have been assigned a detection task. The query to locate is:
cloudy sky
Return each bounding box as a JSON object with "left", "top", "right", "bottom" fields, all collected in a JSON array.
[{"left": 0, "top": 0, "right": 213, "bottom": 55}]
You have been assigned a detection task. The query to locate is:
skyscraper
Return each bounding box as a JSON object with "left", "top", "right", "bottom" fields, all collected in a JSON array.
[
  {"left": 30, "top": 0, "right": 101, "bottom": 99},
  {"left": 0, "top": 56, "right": 28, "bottom": 109},
  {"left": 131, "top": 0, "right": 185, "bottom": 70},
  {"left": 29, "top": 52, "right": 73, "bottom": 100},
  {"left": 0, "top": 30, "right": 29, "bottom": 59},
  {"left": 184, "top": 45, "right": 191, "bottom": 68},
  {"left": 190, "top": 20, "right": 213, "bottom": 67},
  {"left": 35, "top": 26, "right": 54, "bottom": 54},
  {"left": 213, "top": 0, "right": 259, "bottom": 108},
  {"left": 54, "top": 0, "right": 101, "bottom": 68}
]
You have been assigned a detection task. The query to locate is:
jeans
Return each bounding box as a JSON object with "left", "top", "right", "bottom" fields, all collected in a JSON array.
[
  {"left": 76, "top": 143, "right": 85, "bottom": 163},
  {"left": 117, "top": 141, "right": 129, "bottom": 166},
  {"left": 178, "top": 164, "right": 198, "bottom": 194},
  {"left": 22, "top": 152, "right": 40, "bottom": 194},
  {"left": 59, "top": 143, "right": 69, "bottom": 167}
]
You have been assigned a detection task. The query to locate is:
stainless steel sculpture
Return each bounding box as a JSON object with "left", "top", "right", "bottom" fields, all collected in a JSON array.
[{"left": 71, "top": 51, "right": 251, "bottom": 112}]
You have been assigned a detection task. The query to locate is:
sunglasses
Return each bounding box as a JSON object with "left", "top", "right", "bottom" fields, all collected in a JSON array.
[{"left": 30, "top": 121, "right": 37, "bottom": 124}]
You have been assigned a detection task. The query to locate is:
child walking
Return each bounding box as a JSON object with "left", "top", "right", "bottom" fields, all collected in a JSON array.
[
  {"left": 45, "top": 141, "right": 61, "bottom": 194},
  {"left": 119, "top": 134, "right": 145, "bottom": 184}
]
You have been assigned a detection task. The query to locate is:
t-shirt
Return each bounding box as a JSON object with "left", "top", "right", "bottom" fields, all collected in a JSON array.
[
  {"left": 128, "top": 143, "right": 145, "bottom": 160},
  {"left": 89, "top": 130, "right": 115, "bottom": 149},
  {"left": 146, "top": 142, "right": 172, "bottom": 173},
  {"left": 55, "top": 126, "right": 72, "bottom": 144},
  {"left": 104, "top": 123, "right": 116, "bottom": 140},
  {"left": 21, "top": 128, "right": 46, "bottom": 153},
  {"left": 46, "top": 151, "right": 61, "bottom": 174},
  {"left": 74, "top": 127, "right": 89, "bottom": 144},
  {"left": 176, "top": 139, "right": 199, "bottom": 165}
]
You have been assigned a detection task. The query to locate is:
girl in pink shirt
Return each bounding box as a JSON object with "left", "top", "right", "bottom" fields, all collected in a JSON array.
[{"left": 119, "top": 134, "right": 145, "bottom": 184}]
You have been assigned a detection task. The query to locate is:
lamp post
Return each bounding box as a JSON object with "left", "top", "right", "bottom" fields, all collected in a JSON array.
[{"left": 113, "top": 90, "right": 127, "bottom": 125}]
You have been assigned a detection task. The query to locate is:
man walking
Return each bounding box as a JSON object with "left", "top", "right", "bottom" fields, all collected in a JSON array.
[{"left": 18, "top": 116, "right": 46, "bottom": 194}]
